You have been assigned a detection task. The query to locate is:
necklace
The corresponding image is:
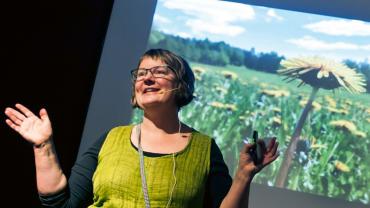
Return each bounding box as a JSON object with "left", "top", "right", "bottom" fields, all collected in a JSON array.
[{"left": 137, "top": 120, "right": 181, "bottom": 208}]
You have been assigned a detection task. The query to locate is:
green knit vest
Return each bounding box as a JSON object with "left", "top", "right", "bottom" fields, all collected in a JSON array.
[{"left": 88, "top": 125, "right": 211, "bottom": 208}]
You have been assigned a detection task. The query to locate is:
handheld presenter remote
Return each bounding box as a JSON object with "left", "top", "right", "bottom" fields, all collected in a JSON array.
[{"left": 253, "top": 130, "right": 263, "bottom": 164}]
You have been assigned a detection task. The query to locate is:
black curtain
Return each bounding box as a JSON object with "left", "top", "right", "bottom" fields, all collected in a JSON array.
[{"left": 0, "top": 0, "right": 113, "bottom": 206}]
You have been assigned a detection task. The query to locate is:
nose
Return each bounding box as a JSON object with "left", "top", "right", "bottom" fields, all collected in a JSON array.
[
  {"left": 143, "top": 72, "right": 155, "bottom": 85},
  {"left": 143, "top": 69, "right": 155, "bottom": 80}
]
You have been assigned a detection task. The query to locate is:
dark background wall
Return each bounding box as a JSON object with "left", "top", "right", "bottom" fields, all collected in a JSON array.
[{"left": 1, "top": 1, "right": 113, "bottom": 206}]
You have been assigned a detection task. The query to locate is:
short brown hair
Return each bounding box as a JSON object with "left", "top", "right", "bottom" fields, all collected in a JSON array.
[{"left": 131, "top": 49, "right": 195, "bottom": 109}]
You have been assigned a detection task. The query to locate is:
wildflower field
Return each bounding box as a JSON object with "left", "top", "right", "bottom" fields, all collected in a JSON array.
[{"left": 131, "top": 63, "right": 370, "bottom": 204}]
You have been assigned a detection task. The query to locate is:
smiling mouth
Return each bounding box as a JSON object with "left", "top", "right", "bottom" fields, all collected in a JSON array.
[{"left": 143, "top": 88, "right": 161, "bottom": 93}]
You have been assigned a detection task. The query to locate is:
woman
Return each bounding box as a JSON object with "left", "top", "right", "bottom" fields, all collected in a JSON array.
[{"left": 4, "top": 49, "right": 279, "bottom": 207}]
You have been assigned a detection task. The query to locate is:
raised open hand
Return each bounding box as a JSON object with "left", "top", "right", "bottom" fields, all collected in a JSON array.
[
  {"left": 5, "top": 103, "right": 52, "bottom": 146},
  {"left": 237, "top": 138, "right": 279, "bottom": 178}
]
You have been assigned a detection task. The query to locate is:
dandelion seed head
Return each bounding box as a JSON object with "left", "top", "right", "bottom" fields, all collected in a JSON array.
[{"left": 278, "top": 56, "right": 366, "bottom": 93}]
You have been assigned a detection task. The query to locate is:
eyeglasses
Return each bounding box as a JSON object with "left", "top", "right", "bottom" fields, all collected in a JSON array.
[{"left": 131, "top": 65, "right": 174, "bottom": 81}]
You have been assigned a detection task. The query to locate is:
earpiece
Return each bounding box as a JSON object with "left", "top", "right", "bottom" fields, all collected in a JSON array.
[{"left": 158, "top": 87, "right": 180, "bottom": 94}]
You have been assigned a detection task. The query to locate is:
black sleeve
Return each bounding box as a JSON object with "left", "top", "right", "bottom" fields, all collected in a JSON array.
[
  {"left": 204, "top": 139, "right": 233, "bottom": 208},
  {"left": 39, "top": 132, "right": 108, "bottom": 208}
]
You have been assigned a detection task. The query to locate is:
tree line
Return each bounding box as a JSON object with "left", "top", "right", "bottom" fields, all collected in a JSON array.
[
  {"left": 148, "top": 30, "right": 369, "bottom": 92},
  {"left": 343, "top": 59, "right": 370, "bottom": 92},
  {"left": 148, "top": 30, "right": 284, "bottom": 74}
]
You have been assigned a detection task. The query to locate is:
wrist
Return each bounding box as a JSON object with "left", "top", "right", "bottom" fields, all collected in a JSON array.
[
  {"left": 235, "top": 169, "right": 254, "bottom": 183},
  {"left": 33, "top": 138, "right": 53, "bottom": 150}
]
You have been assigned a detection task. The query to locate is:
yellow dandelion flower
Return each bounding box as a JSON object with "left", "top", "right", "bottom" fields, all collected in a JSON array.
[
  {"left": 261, "top": 89, "right": 290, "bottom": 97},
  {"left": 193, "top": 67, "right": 206, "bottom": 74},
  {"left": 329, "top": 120, "right": 365, "bottom": 138},
  {"left": 195, "top": 74, "right": 202, "bottom": 81},
  {"left": 278, "top": 56, "right": 366, "bottom": 93},
  {"left": 326, "top": 107, "right": 349, "bottom": 115},
  {"left": 310, "top": 136, "right": 327, "bottom": 149},
  {"left": 259, "top": 82, "right": 269, "bottom": 88},
  {"left": 272, "top": 107, "right": 281, "bottom": 113},
  {"left": 225, "top": 104, "right": 237, "bottom": 111},
  {"left": 312, "top": 102, "right": 322, "bottom": 111},
  {"left": 324, "top": 96, "right": 336, "bottom": 108},
  {"left": 329, "top": 120, "right": 357, "bottom": 133},
  {"left": 210, "top": 102, "right": 237, "bottom": 111},
  {"left": 285, "top": 135, "right": 291, "bottom": 143},
  {"left": 272, "top": 117, "right": 282, "bottom": 126},
  {"left": 334, "top": 160, "right": 350, "bottom": 172},
  {"left": 215, "top": 86, "right": 228, "bottom": 94},
  {"left": 367, "top": 118, "right": 370, "bottom": 123},
  {"left": 221, "top": 71, "right": 237, "bottom": 80},
  {"left": 344, "top": 100, "right": 352, "bottom": 106},
  {"left": 210, "top": 101, "right": 225, "bottom": 108},
  {"left": 239, "top": 116, "right": 246, "bottom": 121},
  {"left": 352, "top": 130, "right": 366, "bottom": 139},
  {"left": 311, "top": 143, "right": 327, "bottom": 149},
  {"left": 366, "top": 108, "right": 370, "bottom": 114},
  {"left": 299, "top": 100, "right": 322, "bottom": 111},
  {"left": 283, "top": 122, "right": 288, "bottom": 131}
]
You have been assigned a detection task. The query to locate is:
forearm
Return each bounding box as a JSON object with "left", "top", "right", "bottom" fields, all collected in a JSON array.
[
  {"left": 33, "top": 139, "right": 67, "bottom": 195},
  {"left": 220, "top": 172, "right": 252, "bottom": 208}
]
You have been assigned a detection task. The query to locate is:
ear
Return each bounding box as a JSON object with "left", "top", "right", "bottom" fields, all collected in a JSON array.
[{"left": 131, "top": 96, "right": 137, "bottom": 106}]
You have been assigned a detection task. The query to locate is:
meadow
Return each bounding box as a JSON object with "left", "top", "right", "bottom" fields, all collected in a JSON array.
[{"left": 131, "top": 63, "right": 370, "bottom": 204}]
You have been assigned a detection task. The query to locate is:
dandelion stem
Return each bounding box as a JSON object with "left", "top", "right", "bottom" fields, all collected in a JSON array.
[{"left": 275, "top": 87, "right": 319, "bottom": 187}]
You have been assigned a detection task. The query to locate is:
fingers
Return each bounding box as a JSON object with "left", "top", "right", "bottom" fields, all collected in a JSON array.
[
  {"left": 257, "top": 139, "right": 267, "bottom": 154},
  {"left": 39, "top": 108, "right": 49, "bottom": 122},
  {"left": 263, "top": 140, "right": 280, "bottom": 166},
  {"left": 15, "top": 103, "right": 35, "bottom": 118},
  {"left": 4, "top": 108, "right": 26, "bottom": 125},
  {"left": 266, "top": 137, "right": 276, "bottom": 152},
  {"left": 242, "top": 143, "right": 255, "bottom": 153},
  {"left": 5, "top": 119, "right": 21, "bottom": 132},
  {"left": 269, "top": 140, "right": 279, "bottom": 156},
  {"left": 266, "top": 138, "right": 279, "bottom": 157},
  {"left": 264, "top": 151, "right": 280, "bottom": 167}
]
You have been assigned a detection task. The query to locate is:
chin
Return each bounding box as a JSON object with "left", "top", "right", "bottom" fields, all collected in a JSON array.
[{"left": 138, "top": 99, "right": 163, "bottom": 109}]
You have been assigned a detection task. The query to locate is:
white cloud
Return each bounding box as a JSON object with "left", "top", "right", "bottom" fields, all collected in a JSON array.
[
  {"left": 153, "top": 14, "right": 171, "bottom": 24},
  {"left": 362, "top": 44, "right": 370, "bottom": 50},
  {"left": 304, "top": 20, "right": 370, "bottom": 36},
  {"left": 159, "top": 28, "right": 192, "bottom": 39},
  {"left": 162, "top": 0, "right": 255, "bottom": 37},
  {"left": 265, "top": 9, "right": 284, "bottom": 22},
  {"left": 288, "top": 36, "right": 359, "bottom": 50},
  {"left": 287, "top": 36, "right": 370, "bottom": 51},
  {"left": 186, "top": 19, "right": 245, "bottom": 36}
]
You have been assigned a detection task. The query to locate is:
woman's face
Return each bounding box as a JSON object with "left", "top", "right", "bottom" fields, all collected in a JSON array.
[{"left": 134, "top": 57, "right": 178, "bottom": 110}]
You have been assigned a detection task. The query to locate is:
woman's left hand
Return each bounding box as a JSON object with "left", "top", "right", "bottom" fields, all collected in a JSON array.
[{"left": 236, "top": 138, "right": 279, "bottom": 181}]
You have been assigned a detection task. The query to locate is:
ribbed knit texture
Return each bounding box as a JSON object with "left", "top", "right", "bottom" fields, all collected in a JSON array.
[{"left": 88, "top": 125, "right": 211, "bottom": 208}]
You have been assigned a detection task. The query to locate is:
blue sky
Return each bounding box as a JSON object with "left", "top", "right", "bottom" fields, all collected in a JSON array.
[{"left": 152, "top": 0, "right": 370, "bottom": 62}]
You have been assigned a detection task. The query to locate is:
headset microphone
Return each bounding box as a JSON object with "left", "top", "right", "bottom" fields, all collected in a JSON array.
[{"left": 158, "top": 87, "right": 180, "bottom": 94}]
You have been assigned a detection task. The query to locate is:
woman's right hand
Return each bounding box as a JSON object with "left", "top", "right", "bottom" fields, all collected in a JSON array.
[{"left": 5, "top": 103, "right": 53, "bottom": 147}]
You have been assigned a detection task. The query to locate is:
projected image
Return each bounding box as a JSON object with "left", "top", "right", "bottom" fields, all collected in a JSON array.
[{"left": 132, "top": 0, "right": 370, "bottom": 204}]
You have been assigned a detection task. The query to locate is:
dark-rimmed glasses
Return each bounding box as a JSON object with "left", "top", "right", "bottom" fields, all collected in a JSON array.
[{"left": 131, "top": 65, "right": 174, "bottom": 81}]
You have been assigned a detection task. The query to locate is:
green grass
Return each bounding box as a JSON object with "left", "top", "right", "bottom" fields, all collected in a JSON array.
[{"left": 191, "top": 62, "right": 370, "bottom": 103}]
